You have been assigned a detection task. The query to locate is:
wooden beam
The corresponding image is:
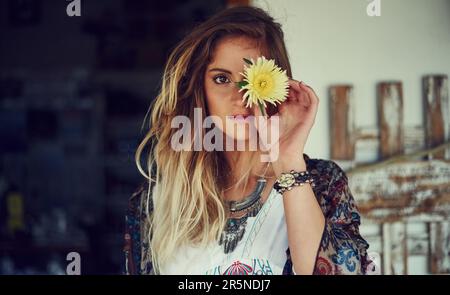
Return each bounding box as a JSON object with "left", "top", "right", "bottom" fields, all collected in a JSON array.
[
  {"left": 347, "top": 141, "right": 450, "bottom": 176},
  {"left": 348, "top": 160, "right": 450, "bottom": 223}
]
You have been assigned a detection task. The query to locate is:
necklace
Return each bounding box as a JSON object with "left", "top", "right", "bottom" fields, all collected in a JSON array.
[{"left": 219, "top": 177, "right": 267, "bottom": 254}]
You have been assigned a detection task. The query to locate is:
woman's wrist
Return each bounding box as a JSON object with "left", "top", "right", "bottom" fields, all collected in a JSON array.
[{"left": 273, "top": 157, "right": 307, "bottom": 178}]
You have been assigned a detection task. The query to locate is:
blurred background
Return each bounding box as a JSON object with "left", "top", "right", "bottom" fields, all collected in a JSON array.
[{"left": 0, "top": 0, "right": 449, "bottom": 274}]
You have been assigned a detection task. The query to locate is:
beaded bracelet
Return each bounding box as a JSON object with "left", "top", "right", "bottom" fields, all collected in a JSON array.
[{"left": 273, "top": 170, "right": 315, "bottom": 195}]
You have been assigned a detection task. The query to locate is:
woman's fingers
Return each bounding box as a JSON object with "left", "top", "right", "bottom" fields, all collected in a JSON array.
[
  {"left": 254, "top": 79, "right": 319, "bottom": 129},
  {"left": 280, "top": 80, "right": 301, "bottom": 111},
  {"left": 290, "top": 79, "right": 319, "bottom": 108},
  {"left": 286, "top": 79, "right": 320, "bottom": 126},
  {"left": 300, "top": 83, "right": 319, "bottom": 105},
  {"left": 288, "top": 79, "right": 302, "bottom": 94},
  {"left": 298, "top": 83, "right": 319, "bottom": 124}
]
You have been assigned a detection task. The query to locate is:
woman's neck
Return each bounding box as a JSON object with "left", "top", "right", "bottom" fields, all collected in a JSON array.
[
  {"left": 223, "top": 149, "right": 273, "bottom": 202},
  {"left": 224, "top": 149, "right": 259, "bottom": 182}
]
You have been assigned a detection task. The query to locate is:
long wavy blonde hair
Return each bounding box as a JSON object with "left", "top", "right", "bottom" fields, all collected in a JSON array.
[{"left": 135, "top": 6, "right": 293, "bottom": 274}]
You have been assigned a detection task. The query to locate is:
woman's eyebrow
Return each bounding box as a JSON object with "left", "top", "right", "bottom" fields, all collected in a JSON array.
[{"left": 208, "top": 68, "right": 232, "bottom": 74}]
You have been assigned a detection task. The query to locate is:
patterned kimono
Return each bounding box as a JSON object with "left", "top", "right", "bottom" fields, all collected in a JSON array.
[{"left": 123, "top": 154, "right": 372, "bottom": 275}]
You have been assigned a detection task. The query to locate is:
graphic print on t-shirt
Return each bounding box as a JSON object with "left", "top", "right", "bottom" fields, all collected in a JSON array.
[{"left": 205, "top": 258, "right": 280, "bottom": 275}]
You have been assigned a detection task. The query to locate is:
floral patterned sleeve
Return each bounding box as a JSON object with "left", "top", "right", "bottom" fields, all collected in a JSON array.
[
  {"left": 313, "top": 160, "right": 371, "bottom": 274},
  {"left": 123, "top": 183, "right": 154, "bottom": 275},
  {"left": 283, "top": 157, "right": 371, "bottom": 275},
  {"left": 123, "top": 185, "right": 144, "bottom": 275},
  {"left": 283, "top": 155, "right": 371, "bottom": 275}
]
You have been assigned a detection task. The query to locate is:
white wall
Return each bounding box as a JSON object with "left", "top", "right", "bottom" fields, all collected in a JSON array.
[{"left": 253, "top": 0, "right": 450, "bottom": 159}]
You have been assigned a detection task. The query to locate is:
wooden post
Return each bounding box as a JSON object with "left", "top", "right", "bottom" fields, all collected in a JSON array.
[
  {"left": 379, "top": 223, "right": 385, "bottom": 275},
  {"left": 329, "top": 85, "right": 355, "bottom": 160},
  {"left": 382, "top": 223, "right": 392, "bottom": 275},
  {"left": 378, "top": 82, "right": 404, "bottom": 159},
  {"left": 403, "top": 222, "right": 408, "bottom": 275},
  {"left": 427, "top": 222, "right": 433, "bottom": 274},
  {"left": 429, "top": 221, "right": 450, "bottom": 274},
  {"left": 423, "top": 75, "right": 449, "bottom": 159}
]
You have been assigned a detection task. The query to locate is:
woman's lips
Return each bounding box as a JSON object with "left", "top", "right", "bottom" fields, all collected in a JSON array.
[
  {"left": 230, "top": 114, "right": 250, "bottom": 119},
  {"left": 227, "top": 114, "right": 251, "bottom": 122}
]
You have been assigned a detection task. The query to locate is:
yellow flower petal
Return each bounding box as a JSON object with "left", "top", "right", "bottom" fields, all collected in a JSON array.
[{"left": 239, "top": 56, "right": 289, "bottom": 110}]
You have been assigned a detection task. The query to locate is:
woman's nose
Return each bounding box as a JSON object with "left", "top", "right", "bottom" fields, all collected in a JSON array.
[
  {"left": 232, "top": 83, "right": 245, "bottom": 104},
  {"left": 233, "top": 83, "right": 244, "bottom": 100}
]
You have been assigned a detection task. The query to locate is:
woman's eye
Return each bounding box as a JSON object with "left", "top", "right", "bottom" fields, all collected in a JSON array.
[{"left": 213, "top": 75, "right": 231, "bottom": 84}]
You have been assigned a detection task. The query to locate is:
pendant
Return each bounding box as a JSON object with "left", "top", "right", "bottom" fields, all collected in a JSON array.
[{"left": 218, "top": 199, "right": 263, "bottom": 254}]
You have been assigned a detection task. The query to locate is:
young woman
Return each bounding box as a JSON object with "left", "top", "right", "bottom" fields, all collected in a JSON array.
[{"left": 124, "top": 6, "right": 371, "bottom": 275}]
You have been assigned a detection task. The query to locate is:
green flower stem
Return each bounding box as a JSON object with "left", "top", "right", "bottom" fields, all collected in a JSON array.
[{"left": 258, "top": 102, "right": 267, "bottom": 117}]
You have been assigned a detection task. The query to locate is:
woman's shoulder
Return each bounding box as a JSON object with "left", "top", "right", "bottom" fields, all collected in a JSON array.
[
  {"left": 124, "top": 181, "right": 155, "bottom": 275},
  {"left": 127, "top": 183, "right": 147, "bottom": 218},
  {"left": 127, "top": 181, "right": 155, "bottom": 219},
  {"left": 303, "top": 153, "right": 347, "bottom": 185},
  {"left": 302, "top": 153, "right": 354, "bottom": 215}
]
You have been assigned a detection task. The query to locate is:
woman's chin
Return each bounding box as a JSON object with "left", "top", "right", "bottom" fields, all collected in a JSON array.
[
  {"left": 222, "top": 128, "right": 251, "bottom": 142},
  {"left": 224, "top": 133, "right": 253, "bottom": 148}
]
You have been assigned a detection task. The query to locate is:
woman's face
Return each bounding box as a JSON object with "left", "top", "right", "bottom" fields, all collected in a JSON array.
[{"left": 204, "top": 36, "right": 266, "bottom": 142}]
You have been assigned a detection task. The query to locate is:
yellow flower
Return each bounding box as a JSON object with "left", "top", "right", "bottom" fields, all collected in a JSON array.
[{"left": 238, "top": 56, "right": 289, "bottom": 115}]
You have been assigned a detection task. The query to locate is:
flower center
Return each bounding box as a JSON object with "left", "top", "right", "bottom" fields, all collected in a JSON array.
[{"left": 254, "top": 73, "right": 274, "bottom": 97}]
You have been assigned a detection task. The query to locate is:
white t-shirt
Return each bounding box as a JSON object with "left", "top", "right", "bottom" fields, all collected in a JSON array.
[{"left": 160, "top": 188, "right": 289, "bottom": 275}]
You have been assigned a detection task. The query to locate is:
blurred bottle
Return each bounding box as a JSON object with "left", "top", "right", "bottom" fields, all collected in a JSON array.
[{"left": 1, "top": 183, "right": 29, "bottom": 243}]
